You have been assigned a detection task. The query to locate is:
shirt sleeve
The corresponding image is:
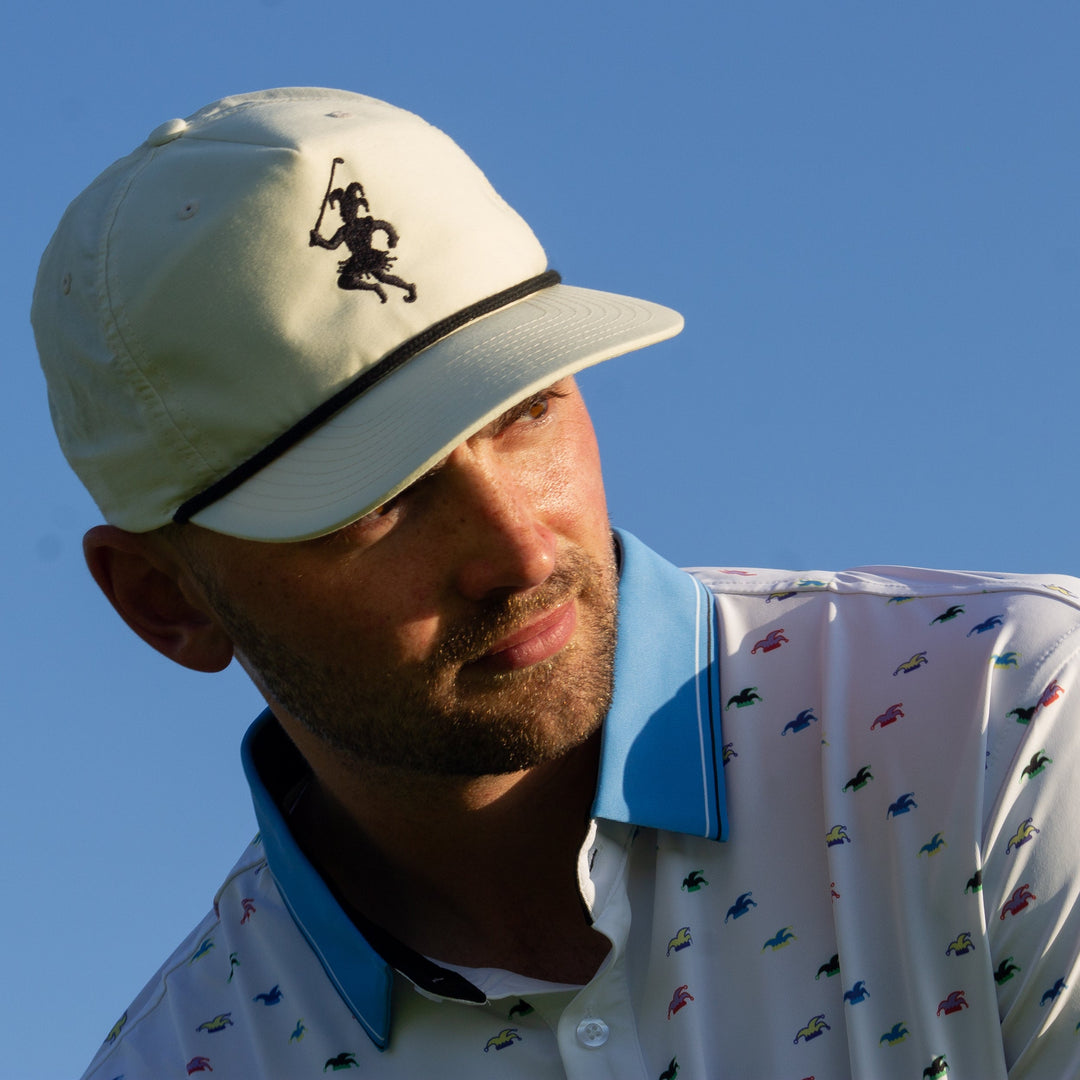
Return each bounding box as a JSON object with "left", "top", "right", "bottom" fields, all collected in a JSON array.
[{"left": 981, "top": 616, "right": 1080, "bottom": 1077}]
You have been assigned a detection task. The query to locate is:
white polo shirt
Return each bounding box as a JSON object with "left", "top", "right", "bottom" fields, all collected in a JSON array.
[{"left": 82, "top": 531, "right": 1080, "bottom": 1079}]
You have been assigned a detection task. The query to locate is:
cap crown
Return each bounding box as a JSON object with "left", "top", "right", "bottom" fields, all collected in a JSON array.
[{"left": 33, "top": 88, "right": 546, "bottom": 532}]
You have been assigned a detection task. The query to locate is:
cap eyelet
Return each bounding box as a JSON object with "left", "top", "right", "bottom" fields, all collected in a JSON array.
[
  {"left": 146, "top": 118, "right": 188, "bottom": 147},
  {"left": 178, "top": 200, "right": 200, "bottom": 221},
  {"left": 61, "top": 272, "right": 72, "bottom": 295}
]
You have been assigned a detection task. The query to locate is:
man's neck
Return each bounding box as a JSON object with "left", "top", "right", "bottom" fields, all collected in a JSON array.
[{"left": 287, "top": 729, "right": 610, "bottom": 984}]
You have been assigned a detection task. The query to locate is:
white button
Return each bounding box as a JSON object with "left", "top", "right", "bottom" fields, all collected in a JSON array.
[
  {"left": 576, "top": 1018, "right": 609, "bottom": 1048},
  {"left": 146, "top": 118, "right": 188, "bottom": 146}
]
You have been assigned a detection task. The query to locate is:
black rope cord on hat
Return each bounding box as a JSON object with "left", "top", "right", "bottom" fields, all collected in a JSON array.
[{"left": 174, "top": 270, "right": 561, "bottom": 524}]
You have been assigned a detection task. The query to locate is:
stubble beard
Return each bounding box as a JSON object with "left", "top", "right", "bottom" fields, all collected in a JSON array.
[{"left": 199, "top": 544, "right": 619, "bottom": 777}]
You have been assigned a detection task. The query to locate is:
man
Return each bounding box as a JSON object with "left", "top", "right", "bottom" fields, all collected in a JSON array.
[{"left": 34, "top": 87, "right": 1080, "bottom": 1079}]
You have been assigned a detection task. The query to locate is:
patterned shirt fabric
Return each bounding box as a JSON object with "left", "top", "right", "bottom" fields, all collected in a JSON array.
[{"left": 82, "top": 530, "right": 1080, "bottom": 1080}]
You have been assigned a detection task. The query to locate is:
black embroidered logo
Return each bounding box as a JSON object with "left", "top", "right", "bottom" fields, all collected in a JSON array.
[{"left": 309, "top": 157, "right": 417, "bottom": 303}]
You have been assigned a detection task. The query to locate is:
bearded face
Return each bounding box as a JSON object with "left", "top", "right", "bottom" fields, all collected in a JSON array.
[
  {"left": 172, "top": 380, "right": 619, "bottom": 777},
  {"left": 199, "top": 540, "right": 618, "bottom": 776}
]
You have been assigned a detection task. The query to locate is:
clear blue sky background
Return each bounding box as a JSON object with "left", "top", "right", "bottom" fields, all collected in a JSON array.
[{"left": 5, "top": 3, "right": 1079, "bottom": 1076}]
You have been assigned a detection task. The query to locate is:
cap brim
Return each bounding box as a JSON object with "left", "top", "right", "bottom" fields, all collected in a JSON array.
[{"left": 189, "top": 283, "right": 683, "bottom": 541}]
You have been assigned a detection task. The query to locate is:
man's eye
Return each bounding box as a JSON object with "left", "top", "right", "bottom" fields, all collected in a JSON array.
[
  {"left": 350, "top": 491, "right": 404, "bottom": 528},
  {"left": 498, "top": 385, "right": 568, "bottom": 433},
  {"left": 367, "top": 493, "right": 403, "bottom": 518}
]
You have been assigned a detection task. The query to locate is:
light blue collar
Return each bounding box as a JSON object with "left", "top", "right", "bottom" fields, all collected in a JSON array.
[
  {"left": 242, "top": 718, "right": 397, "bottom": 1048},
  {"left": 593, "top": 529, "right": 728, "bottom": 841},
  {"left": 241, "top": 529, "right": 727, "bottom": 1049}
]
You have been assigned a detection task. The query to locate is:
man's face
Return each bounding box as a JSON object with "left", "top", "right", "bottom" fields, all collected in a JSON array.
[{"left": 180, "top": 378, "right": 618, "bottom": 777}]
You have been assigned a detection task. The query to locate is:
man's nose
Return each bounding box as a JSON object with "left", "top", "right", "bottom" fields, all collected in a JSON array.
[{"left": 442, "top": 448, "right": 557, "bottom": 600}]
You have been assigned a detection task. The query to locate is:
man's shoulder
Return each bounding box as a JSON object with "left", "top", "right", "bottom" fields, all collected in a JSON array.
[
  {"left": 686, "top": 563, "right": 1080, "bottom": 678},
  {"left": 687, "top": 564, "right": 1080, "bottom": 636},
  {"left": 686, "top": 561, "right": 1080, "bottom": 607},
  {"left": 80, "top": 839, "right": 269, "bottom": 1080}
]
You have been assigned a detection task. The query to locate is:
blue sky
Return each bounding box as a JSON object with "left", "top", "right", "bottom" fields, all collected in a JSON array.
[{"left": 5, "top": 3, "right": 1080, "bottom": 1076}]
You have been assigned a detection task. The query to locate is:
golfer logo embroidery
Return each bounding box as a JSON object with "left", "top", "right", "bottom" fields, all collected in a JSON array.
[{"left": 309, "top": 157, "right": 418, "bottom": 304}]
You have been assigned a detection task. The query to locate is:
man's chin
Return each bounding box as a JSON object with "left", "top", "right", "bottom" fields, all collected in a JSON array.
[
  {"left": 303, "top": 666, "right": 611, "bottom": 778},
  {"left": 402, "top": 717, "right": 604, "bottom": 779}
]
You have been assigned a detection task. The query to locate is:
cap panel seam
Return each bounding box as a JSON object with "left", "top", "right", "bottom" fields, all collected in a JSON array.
[{"left": 100, "top": 147, "right": 233, "bottom": 497}]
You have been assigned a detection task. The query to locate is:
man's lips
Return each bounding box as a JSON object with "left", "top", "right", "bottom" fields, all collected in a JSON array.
[{"left": 474, "top": 601, "right": 578, "bottom": 672}]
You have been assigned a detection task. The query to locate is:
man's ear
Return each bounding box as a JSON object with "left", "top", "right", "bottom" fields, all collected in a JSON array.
[{"left": 82, "top": 525, "right": 234, "bottom": 673}]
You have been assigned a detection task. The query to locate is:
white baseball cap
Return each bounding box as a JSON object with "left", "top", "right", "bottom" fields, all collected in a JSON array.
[{"left": 33, "top": 87, "right": 683, "bottom": 541}]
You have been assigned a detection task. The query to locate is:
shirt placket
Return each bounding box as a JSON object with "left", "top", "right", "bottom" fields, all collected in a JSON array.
[{"left": 554, "top": 820, "right": 650, "bottom": 1080}]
